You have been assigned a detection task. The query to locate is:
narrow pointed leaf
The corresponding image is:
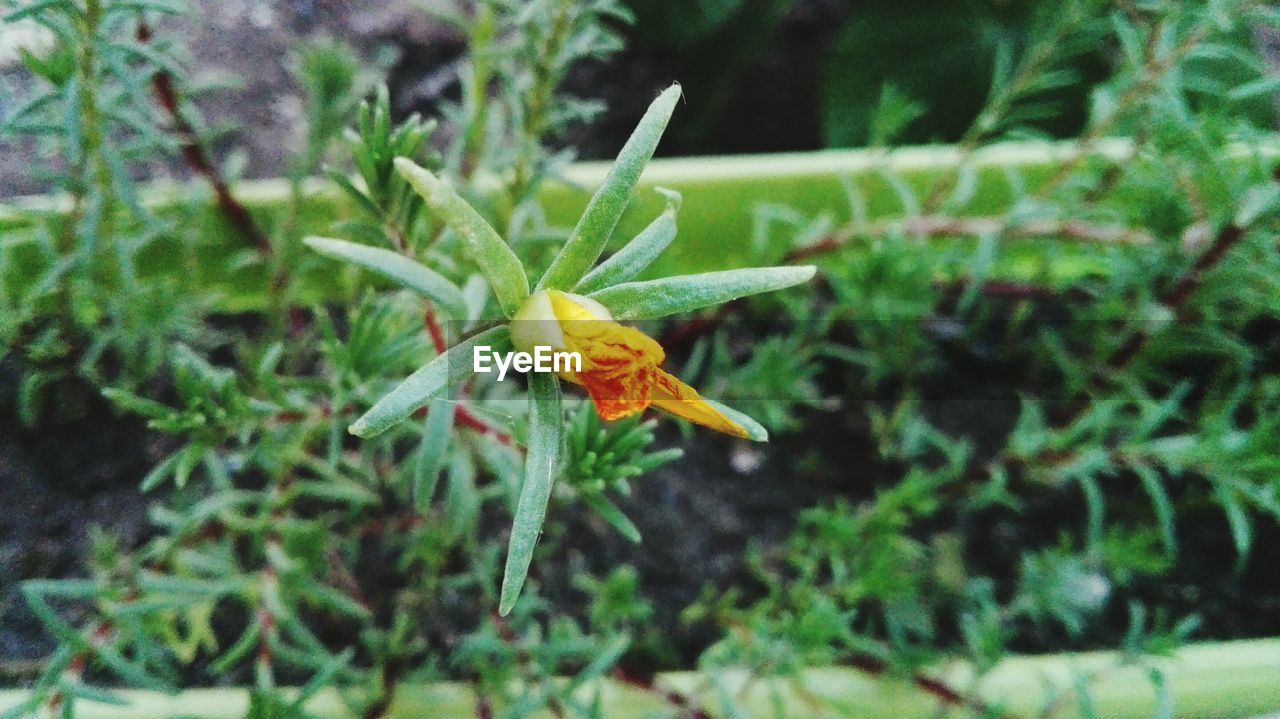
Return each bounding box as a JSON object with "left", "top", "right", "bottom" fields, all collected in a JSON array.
[
  {"left": 537, "top": 84, "right": 682, "bottom": 291},
  {"left": 1133, "top": 463, "right": 1176, "bottom": 556},
  {"left": 590, "top": 265, "right": 817, "bottom": 319},
  {"left": 304, "top": 236, "right": 466, "bottom": 318},
  {"left": 350, "top": 327, "right": 511, "bottom": 438},
  {"left": 499, "top": 373, "right": 563, "bottom": 615},
  {"left": 1217, "top": 488, "right": 1253, "bottom": 564},
  {"left": 583, "top": 494, "right": 641, "bottom": 543},
  {"left": 703, "top": 399, "right": 769, "bottom": 442},
  {"left": 414, "top": 397, "right": 455, "bottom": 510},
  {"left": 395, "top": 158, "right": 529, "bottom": 316},
  {"left": 574, "top": 188, "right": 681, "bottom": 294}
]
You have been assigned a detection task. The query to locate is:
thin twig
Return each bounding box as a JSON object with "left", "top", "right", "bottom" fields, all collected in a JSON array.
[
  {"left": 1036, "top": 18, "right": 1209, "bottom": 198},
  {"left": 936, "top": 278, "right": 1088, "bottom": 304},
  {"left": 1105, "top": 221, "right": 1245, "bottom": 372},
  {"left": 424, "top": 309, "right": 449, "bottom": 354},
  {"left": 137, "top": 20, "right": 271, "bottom": 254},
  {"left": 846, "top": 653, "right": 1022, "bottom": 719},
  {"left": 362, "top": 659, "right": 404, "bottom": 719},
  {"left": 45, "top": 621, "right": 113, "bottom": 715},
  {"left": 611, "top": 667, "right": 713, "bottom": 719},
  {"left": 965, "top": 218, "right": 1253, "bottom": 490},
  {"left": 922, "top": 0, "right": 1088, "bottom": 211},
  {"left": 272, "top": 396, "right": 513, "bottom": 445},
  {"left": 785, "top": 215, "right": 1153, "bottom": 263}
]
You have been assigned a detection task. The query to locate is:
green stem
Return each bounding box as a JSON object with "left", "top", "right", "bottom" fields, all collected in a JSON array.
[
  {"left": 1, "top": 638, "right": 1276, "bottom": 718},
  {"left": 4, "top": 140, "right": 1277, "bottom": 311}
]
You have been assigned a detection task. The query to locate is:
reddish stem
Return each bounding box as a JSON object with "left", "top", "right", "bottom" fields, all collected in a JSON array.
[
  {"left": 453, "top": 406, "right": 512, "bottom": 445},
  {"left": 846, "top": 653, "right": 1020, "bottom": 719},
  {"left": 137, "top": 21, "right": 272, "bottom": 255},
  {"left": 424, "top": 309, "right": 449, "bottom": 354},
  {"left": 611, "top": 666, "right": 712, "bottom": 719}
]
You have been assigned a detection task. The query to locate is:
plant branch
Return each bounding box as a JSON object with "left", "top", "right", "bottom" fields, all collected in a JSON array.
[
  {"left": 44, "top": 621, "right": 113, "bottom": 716},
  {"left": 611, "top": 667, "right": 712, "bottom": 719},
  {"left": 785, "top": 215, "right": 1153, "bottom": 263},
  {"left": 137, "top": 21, "right": 271, "bottom": 255},
  {"left": 1036, "top": 18, "right": 1210, "bottom": 198},
  {"left": 846, "top": 652, "right": 1023, "bottom": 719},
  {"left": 962, "top": 218, "right": 1252, "bottom": 492},
  {"left": 922, "top": 0, "right": 1089, "bottom": 211},
  {"left": 1105, "top": 221, "right": 1245, "bottom": 372}
]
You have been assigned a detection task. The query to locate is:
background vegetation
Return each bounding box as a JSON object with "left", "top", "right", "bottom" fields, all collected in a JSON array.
[{"left": 2, "top": 0, "right": 1280, "bottom": 717}]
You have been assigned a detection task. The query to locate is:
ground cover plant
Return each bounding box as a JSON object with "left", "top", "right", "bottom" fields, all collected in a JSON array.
[{"left": 2, "top": 0, "right": 1280, "bottom": 717}]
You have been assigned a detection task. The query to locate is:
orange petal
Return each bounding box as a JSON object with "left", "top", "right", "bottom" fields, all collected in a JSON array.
[
  {"left": 578, "top": 365, "right": 655, "bottom": 420},
  {"left": 650, "top": 369, "right": 750, "bottom": 439},
  {"left": 540, "top": 291, "right": 745, "bottom": 435}
]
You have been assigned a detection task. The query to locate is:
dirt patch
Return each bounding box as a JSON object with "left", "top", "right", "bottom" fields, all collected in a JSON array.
[
  {"left": 1, "top": 0, "right": 849, "bottom": 197},
  {"left": 0, "top": 366, "right": 161, "bottom": 666}
]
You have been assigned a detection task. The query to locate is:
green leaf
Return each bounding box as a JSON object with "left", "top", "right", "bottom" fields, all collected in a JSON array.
[
  {"left": 565, "top": 634, "right": 631, "bottom": 692},
  {"left": 290, "top": 648, "right": 355, "bottom": 711},
  {"left": 590, "top": 265, "right": 816, "bottom": 319},
  {"left": 537, "top": 84, "right": 682, "bottom": 291},
  {"left": 582, "top": 494, "right": 641, "bottom": 543},
  {"left": 414, "top": 397, "right": 455, "bottom": 510},
  {"left": 703, "top": 399, "right": 769, "bottom": 442},
  {"left": 574, "top": 188, "right": 681, "bottom": 294},
  {"left": 286, "top": 478, "right": 380, "bottom": 507},
  {"left": 1076, "top": 474, "right": 1105, "bottom": 555},
  {"left": 1228, "top": 75, "right": 1280, "bottom": 102},
  {"left": 1217, "top": 488, "right": 1253, "bottom": 564},
  {"left": 1233, "top": 183, "right": 1280, "bottom": 228},
  {"left": 1133, "top": 463, "right": 1176, "bottom": 557},
  {"left": 60, "top": 682, "right": 128, "bottom": 707},
  {"left": 350, "top": 327, "right": 511, "bottom": 438},
  {"left": 394, "top": 158, "right": 529, "bottom": 316},
  {"left": 499, "top": 373, "right": 563, "bottom": 616},
  {"left": 445, "top": 450, "right": 479, "bottom": 541},
  {"left": 303, "top": 236, "right": 467, "bottom": 318},
  {"left": 3, "top": 0, "right": 72, "bottom": 23}
]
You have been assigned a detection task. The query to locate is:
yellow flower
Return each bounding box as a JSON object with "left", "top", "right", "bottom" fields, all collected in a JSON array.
[{"left": 511, "top": 290, "right": 749, "bottom": 438}]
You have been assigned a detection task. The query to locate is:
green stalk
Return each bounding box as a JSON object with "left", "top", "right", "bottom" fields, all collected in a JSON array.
[
  {"left": 7, "top": 139, "right": 1271, "bottom": 312},
  {"left": 1, "top": 638, "right": 1276, "bottom": 718}
]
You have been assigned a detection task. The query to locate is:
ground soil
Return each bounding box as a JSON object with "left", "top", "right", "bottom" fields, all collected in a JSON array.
[
  {"left": 4, "top": 321, "right": 1279, "bottom": 683},
  {"left": 1, "top": 0, "right": 850, "bottom": 197}
]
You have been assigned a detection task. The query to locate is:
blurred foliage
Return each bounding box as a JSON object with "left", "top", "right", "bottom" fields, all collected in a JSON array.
[
  {"left": 821, "top": 0, "right": 1108, "bottom": 146},
  {"left": 3, "top": 0, "right": 1280, "bottom": 718}
]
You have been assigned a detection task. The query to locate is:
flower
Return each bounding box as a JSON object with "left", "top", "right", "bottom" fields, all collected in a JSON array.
[{"left": 510, "top": 290, "right": 750, "bottom": 438}]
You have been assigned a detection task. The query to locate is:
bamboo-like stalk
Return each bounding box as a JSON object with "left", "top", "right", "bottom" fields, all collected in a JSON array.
[{"left": 1, "top": 638, "right": 1277, "bottom": 718}]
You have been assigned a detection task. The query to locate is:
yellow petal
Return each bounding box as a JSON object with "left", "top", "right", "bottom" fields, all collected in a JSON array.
[
  {"left": 509, "top": 290, "right": 747, "bottom": 437},
  {"left": 651, "top": 369, "right": 750, "bottom": 439}
]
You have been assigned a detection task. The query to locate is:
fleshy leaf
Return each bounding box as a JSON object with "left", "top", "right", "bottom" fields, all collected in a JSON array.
[
  {"left": 583, "top": 494, "right": 642, "bottom": 543},
  {"left": 304, "top": 236, "right": 467, "bottom": 318},
  {"left": 350, "top": 327, "right": 511, "bottom": 438},
  {"left": 537, "top": 84, "right": 682, "bottom": 291},
  {"left": 394, "top": 158, "right": 529, "bottom": 317},
  {"left": 499, "top": 372, "right": 563, "bottom": 615},
  {"left": 414, "top": 397, "right": 455, "bottom": 511},
  {"left": 574, "top": 187, "right": 681, "bottom": 294},
  {"left": 590, "top": 265, "right": 817, "bottom": 319}
]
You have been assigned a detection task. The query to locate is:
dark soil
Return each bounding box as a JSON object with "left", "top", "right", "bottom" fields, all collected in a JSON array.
[
  {"left": 0, "top": 368, "right": 163, "bottom": 669},
  {"left": 1, "top": 0, "right": 851, "bottom": 197},
  {"left": 7, "top": 338, "right": 1280, "bottom": 682}
]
